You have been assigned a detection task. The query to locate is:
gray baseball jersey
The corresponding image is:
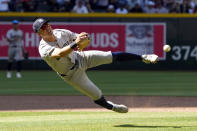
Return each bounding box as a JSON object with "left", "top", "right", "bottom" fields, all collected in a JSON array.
[
  {"left": 39, "top": 29, "right": 112, "bottom": 100},
  {"left": 6, "top": 29, "right": 23, "bottom": 61}
]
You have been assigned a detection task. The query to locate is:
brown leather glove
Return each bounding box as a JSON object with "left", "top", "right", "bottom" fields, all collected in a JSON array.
[{"left": 77, "top": 35, "right": 91, "bottom": 51}]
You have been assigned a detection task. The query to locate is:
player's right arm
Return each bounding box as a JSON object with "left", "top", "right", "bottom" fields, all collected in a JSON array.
[
  {"left": 6, "top": 30, "right": 12, "bottom": 43},
  {"left": 50, "top": 32, "right": 89, "bottom": 58}
]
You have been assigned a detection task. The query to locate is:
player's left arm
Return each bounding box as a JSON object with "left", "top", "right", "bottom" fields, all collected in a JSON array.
[
  {"left": 6, "top": 30, "right": 13, "bottom": 43},
  {"left": 20, "top": 31, "right": 26, "bottom": 52},
  {"left": 50, "top": 32, "right": 88, "bottom": 58},
  {"left": 67, "top": 30, "right": 90, "bottom": 51},
  {"left": 20, "top": 31, "right": 28, "bottom": 58}
]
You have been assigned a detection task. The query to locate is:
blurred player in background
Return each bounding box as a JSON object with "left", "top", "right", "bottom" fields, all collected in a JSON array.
[
  {"left": 6, "top": 20, "right": 26, "bottom": 78},
  {"left": 33, "top": 18, "right": 158, "bottom": 113}
]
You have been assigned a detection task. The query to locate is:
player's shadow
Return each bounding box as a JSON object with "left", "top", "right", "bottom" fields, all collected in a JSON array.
[{"left": 114, "top": 124, "right": 194, "bottom": 128}]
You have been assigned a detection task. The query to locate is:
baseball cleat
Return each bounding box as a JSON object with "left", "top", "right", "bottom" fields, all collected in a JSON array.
[
  {"left": 142, "top": 54, "right": 158, "bottom": 64},
  {"left": 107, "top": 101, "right": 128, "bottom": 113},
  {"left": 16, "top": 72, "right": 22, "bottom": 78},
  {"left": 6, "top": 72, "right": 12, "bottom": 78}
]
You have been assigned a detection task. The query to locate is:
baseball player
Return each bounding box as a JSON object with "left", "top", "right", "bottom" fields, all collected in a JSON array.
[
  {"left": 6, "top": 20, "right": 26, "bottom": 78},
  {"left": 33, "top": 18, "right": 158, "bottom": 113}
]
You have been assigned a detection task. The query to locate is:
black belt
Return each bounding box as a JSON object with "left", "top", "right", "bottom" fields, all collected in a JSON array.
[
  {"left": 10, "top": 45, "right": 18, "bottom": 48},
  {"left": 70, "top": 60, "right": 79, "bottom": 70},
  {"left": 60, "top": 74, "right": 67, "bottom": 77},
  {"left": 59, "top": 60, "right": 79, "bottom": 77}
]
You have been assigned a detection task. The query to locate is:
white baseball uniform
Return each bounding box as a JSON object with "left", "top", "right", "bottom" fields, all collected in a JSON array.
[
  {"left": 6, "top": 29, "right": 23, "bottom": 62},
  {"left": 39, "top": 29, "right": 112, "bottom": 100}
]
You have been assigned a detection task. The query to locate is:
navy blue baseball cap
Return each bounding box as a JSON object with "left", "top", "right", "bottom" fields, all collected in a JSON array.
[
  {"left": 12, "top": 20, "right": 19, "bottom": 24},
  {"left": 32, "top": 18, "right": 49, "bottom": 33}
]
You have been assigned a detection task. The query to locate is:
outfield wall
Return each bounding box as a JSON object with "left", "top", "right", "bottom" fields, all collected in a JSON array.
[{"left": 0, "top": 13, "right": 196, "bottom": 70}]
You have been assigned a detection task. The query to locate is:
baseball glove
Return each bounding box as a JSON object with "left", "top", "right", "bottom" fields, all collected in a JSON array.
[
  {"left": 23, "top": 51, "right": 29, "bottom": 60},
  {"left": 77, "top": 36, "right": 91, "bottom": 51}
]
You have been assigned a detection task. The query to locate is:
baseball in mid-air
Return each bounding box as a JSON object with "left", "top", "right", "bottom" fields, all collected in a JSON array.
[{"left": 163, "top": 45, "right": 171, "bottom": 52}]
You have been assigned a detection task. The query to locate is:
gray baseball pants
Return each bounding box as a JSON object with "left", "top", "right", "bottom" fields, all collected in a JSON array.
[
  {"left": 8, "top": 46, "right": 23, "bottom": 62},
  {"left": 60, "top": 51, "right": 112, "bottom": 100}
]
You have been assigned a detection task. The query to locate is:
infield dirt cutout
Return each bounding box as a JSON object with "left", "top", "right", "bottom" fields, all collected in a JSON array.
[{"left": 0, "top": 96, "right": 197, "bottom": 112}]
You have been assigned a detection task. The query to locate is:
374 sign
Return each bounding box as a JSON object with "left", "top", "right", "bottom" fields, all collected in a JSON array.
[{"left": 171, "top": 45, "right": 197, "bottom": 61}]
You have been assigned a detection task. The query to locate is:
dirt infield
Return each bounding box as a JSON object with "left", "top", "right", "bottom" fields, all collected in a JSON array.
[{"left": 1, "top": 96, "right": 197, "bottom": 111}]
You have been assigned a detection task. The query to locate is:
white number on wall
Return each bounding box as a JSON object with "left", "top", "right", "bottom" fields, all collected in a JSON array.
[
  {"left": 172, "top": 45, "right": 197, "bottom": 61},
  {"left": 172, "top": 46, "right": 181, "bottom": 60}
]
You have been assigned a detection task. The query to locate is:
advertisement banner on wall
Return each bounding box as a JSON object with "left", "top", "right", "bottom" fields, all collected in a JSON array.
[
  {"left": 125, "top": 23, "right": 166, "bottom": 59},
  {"left": 0, "top": 22, "right": 165, "bottom": 60}
]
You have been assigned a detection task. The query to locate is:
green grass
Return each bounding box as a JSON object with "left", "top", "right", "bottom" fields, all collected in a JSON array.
[
  {"left": 0, "top": 111, "right": 197, "bottom": 131},
  {"left": 0, "top": 71, "right": 196, "bottom": 96}
]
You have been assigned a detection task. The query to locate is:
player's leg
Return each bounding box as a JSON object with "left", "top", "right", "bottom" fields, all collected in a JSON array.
[
  {"left": 112, "top": 52, "right": 158, "bottom": 64},
  {"left": 112, "top": 52, "right": 142, "bottom": 61},
  {"left": 16, "top": 60, "right": 22, "bottom": 78},
  {"left": 94, "top": 96, "right": 128, "bottom": 113},
  {"left": 81, "top": 50, "right": 113, "bottom": 69},
  {"left": 61, "top": 70, "right": 128, "bottom": 113},
  {"left": 15, "top": 47, "right": 23, "bottom": 78},
  {"left": 76, "top": 51, "right": 130, "bottom": 112},
  {"left": 81, "top": 51, "right": 158, "bottom": 70},
  {"left": 7, "top": 47, "right": 15, "bottom": 78},
  {"left": 64, "top": 70, "right": 102, "bottom": 100}
]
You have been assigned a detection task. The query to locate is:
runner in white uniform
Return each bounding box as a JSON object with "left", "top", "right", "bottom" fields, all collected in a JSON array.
[{"left": 33, "top": 18, "right": 158, "bottom": 113}]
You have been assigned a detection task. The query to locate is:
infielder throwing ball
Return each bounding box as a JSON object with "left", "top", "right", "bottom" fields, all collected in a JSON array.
[{"left": 33, "top": 18, "right": 158, "bottom": 113}]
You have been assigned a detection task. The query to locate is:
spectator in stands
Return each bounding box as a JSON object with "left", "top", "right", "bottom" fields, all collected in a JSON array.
[
  {"left": 155, "top": 0, "right": 169, "bottom": 13},
  {"left": 5, "top": 0, "right": 197, "bottom": 14},
  {"left": 15, "top": 0, "right": 24, "bottom": 12},
  {"left": 107, "top": 4, "right": 115, "bottom": 12},
  {"left": 127, "top": 0, "right": 144, "bottom": 11},
  {"left": 163, "top": 0, "right": 175, "bottom": 12},
  {"left": 116, "top": 0, "right": 128, "bottom": 14},
  {"left": 190, "top": 1, "right": 196, "bottom": 13},
  {"left": 59, "top": 0, "right": 73, "bottom": 12},
  {"left": 130, "top": 2, "right": 143, "bottom": 13},
  {"left": 143, "top": 1, "right": 156, "bottom": 13},
  {"left": 0, "top": 0, "right": 10, "bottom": 12},
  {"left": 193, "top": 4, "right": 197, "bottom": 13},
  {"left": 23, "top": 0, "right": 36, "bottom": 12},
  {"left": 168, "top": 1, "right": 180, "bottom": 13},
  {"left": 56, "top": 0, "right": 64, "bottom": 6},
  {"left": 85, "top": 0, "right": 94, "bottom": 13},
  {"left": 49, "top": 0, "right": 59, "bottom": 12},
  {"left": 109, "top": 0, "right": 117, "bottom": 9},
  {"left": 179, "top": 0, "right": 193, "bottom": 13},
  {"left": 36, "top": 0, "right": 50, "bottom": 12},
  {"left": 21, "top": 0, "right": 29, "bottom": 11},
  {"left": 96, "top": 0, "right": 109, "bottom": 12},
  {"left": 8, "top": 0, "right": 16, "bottom": 11},
  {"left": 88, "top": 0, "right": 98, "bottom": 11},
  {"left": 72, "top": 0, "right": 88, "bottom": 13},
  {"left": 116, "top": 5, "right": 128, "bottom": 14}
]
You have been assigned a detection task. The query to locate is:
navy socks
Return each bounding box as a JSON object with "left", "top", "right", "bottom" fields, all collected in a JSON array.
[
  {"left": 17, "top": 61, "right": 22, "bottom": 72},
  {"left": 8, "top": 62, "right": 12, "bottom": 71},
  {"left": 112, "top": 52, "right": 142, "bottom": 62},
  {"left": 94, "top": 96, "right": 113, "bottom": 110}
]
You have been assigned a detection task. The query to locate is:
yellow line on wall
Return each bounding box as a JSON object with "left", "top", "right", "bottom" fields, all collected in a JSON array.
[{"left": 0, "top": 12, "right": 197, "bottom": 18}]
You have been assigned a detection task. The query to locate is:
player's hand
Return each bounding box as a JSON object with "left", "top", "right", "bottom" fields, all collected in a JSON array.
[
  {"left": 75, "top": 32, "right": 88, "bottom": 43},
  {"left": 13, "top": 36, "right": 20, "bottom": 41},
  {"left": 75, "top": 32, "right": 90, "bottom": 51}
]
